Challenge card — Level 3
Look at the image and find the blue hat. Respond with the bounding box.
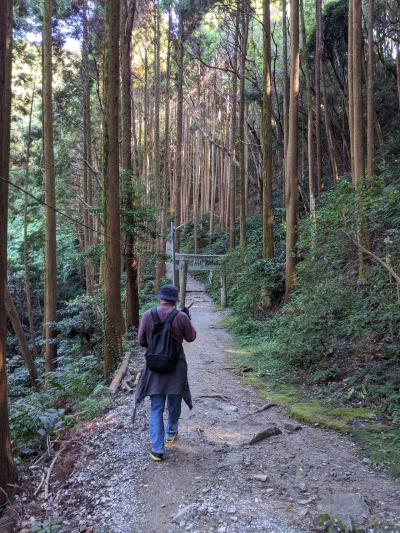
[157,284,179,302]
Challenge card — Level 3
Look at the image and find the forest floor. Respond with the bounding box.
[13,275,400,533]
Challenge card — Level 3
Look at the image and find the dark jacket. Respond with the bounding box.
[135,304,197,408]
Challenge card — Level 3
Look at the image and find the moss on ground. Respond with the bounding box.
[253,379,298,404]
[237,367,375,433]
[225,344,400,477]
[288,403,375,433]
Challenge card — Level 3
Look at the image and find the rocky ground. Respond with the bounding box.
[11,276,400,532]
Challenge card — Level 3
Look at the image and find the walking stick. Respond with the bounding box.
[131,391,138,429]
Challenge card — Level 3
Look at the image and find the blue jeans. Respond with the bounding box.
[150,394,182,454]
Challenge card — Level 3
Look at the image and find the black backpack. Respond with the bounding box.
[145,308,181,373]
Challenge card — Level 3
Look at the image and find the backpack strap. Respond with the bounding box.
[164,308,179,325]
[150,308,161,325]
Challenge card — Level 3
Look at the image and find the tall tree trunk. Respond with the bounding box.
[285,0,300,297]
[169,97,175,217]
[121,0,139,329]
[366,0,375,177]
[143,52,148,185]
[352,0,364,186]
[82,0,95,294]
[193,72,201,254]
[374,109,385,163]
[194,132,200,254]
[210,139,216,237]
[5,288,39,388]
[321,62,339,184]
[244,104,249,215]
[162,7,173,274]
[0,0,16,504]
[300,0,315,216]
[239,0,249,251]
[315,0,323,194]
[348,0,354,176]
[229,6,239,249]
[103,0,123,376]
[154,0,163,292]
[352,0,368,275]
[174,9,184,263]
[282,0,289,206]
[43,0,57,374]
[396,45,400,111]
[262,0,274,259]
[223,105,230,230]
[24,81,39,357]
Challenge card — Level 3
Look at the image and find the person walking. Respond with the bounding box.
[136,284,197,461]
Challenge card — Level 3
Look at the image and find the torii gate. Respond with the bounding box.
[174,253,227,309]
[167,221,227,309]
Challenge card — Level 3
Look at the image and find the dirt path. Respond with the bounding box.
[21,276,400,532]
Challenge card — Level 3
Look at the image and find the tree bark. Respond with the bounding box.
[348,0,354,176]
[43,0,57,373]
[194,131,200,254]
[0,0,16,504]
[300,0,315,216]
[103,0,123,377]
[229,6,240,250]
[24,81,39,358]
[239,0,249,251]
[321,62,339,184]
[352,0,368,275]
[162,8,173,272]
[262,0,274,259]
[366,0,375,177]
[374,109,385,163]
[5,287,39,388]
[397,45,400,111]
[82,0,95,294]
[154,0,163,292]
[174,9,184,264]
[143,52,148,186]
[210,137,216,237]
[352,0,364,186]
[285,0,300,297]
[315,0,323,194]
[121,0,139,329]
[282,0,289,206]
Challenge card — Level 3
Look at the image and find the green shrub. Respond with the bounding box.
[210,171,400,420]
[8,293,117,455]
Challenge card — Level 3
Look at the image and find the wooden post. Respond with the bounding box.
[220,274,227,308]
[179,260,188,308]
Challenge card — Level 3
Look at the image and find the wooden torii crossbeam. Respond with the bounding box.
[174,253,227,308]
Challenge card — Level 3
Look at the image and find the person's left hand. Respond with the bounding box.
[181,306,192,320]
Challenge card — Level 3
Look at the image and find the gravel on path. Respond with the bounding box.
[16,275,400,533]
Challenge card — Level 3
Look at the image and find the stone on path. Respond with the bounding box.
[318,492,370,530]
[248,426,282,444]
[296,507,309,518]
[221,403,239,413]
[172,504,196,524]
[253,474,268,482]
[222,452,242,467]
[284,423,302,433]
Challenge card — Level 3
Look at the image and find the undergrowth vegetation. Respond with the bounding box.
[182,166,400,475]
[7,262,160,461]
[8,292,113,459]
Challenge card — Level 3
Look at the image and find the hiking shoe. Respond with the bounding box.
[149,451,164,462]
[165,434,178,446]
